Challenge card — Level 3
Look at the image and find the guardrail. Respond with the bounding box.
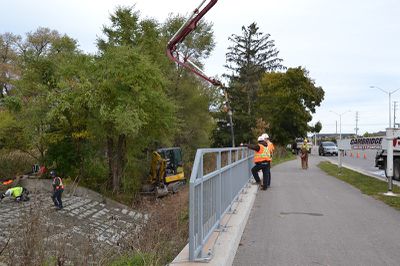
[189,147,254,261]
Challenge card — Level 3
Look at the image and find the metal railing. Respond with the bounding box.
[189,147,254,261]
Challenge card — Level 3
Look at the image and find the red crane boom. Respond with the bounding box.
[166,0,221,86]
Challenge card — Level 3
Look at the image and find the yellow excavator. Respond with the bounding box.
[143,147,186,197]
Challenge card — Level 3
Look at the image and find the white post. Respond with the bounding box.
[384,128,397,196]
[389,93,392,128]
[338,115,343,169]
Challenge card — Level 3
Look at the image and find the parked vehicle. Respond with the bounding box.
[318,141,338,156]
[374,137,400,181]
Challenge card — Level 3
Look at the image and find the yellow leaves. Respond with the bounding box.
[72,130,90,140]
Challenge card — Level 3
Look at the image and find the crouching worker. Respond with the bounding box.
[1,186,30,202]
[242,136,272,190]
[50,170,64,210]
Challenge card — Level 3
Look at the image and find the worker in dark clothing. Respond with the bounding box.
[50,170,64,210]
[262,133,274,187]
[242,136,272,190]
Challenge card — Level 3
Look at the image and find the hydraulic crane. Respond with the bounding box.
[166,0,235,146]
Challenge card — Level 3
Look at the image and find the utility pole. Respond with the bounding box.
[335,121,338,136]
[355,111,359,137]
[394,101,398,127]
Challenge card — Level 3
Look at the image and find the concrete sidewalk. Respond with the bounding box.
[233,155,400,265]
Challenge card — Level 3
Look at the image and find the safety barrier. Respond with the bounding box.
[346,150,367,159]
[189,147,253,261]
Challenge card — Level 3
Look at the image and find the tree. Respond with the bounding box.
[217,22,285,146]
[98,7,219,191]
[0,32,20,98]
[97,7,141,50]
[2,27,90,173]
[312,121,322,133]
[90,46,176,192]
[256,67,324,145]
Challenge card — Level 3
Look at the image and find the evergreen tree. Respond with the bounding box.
[215,22,285,145]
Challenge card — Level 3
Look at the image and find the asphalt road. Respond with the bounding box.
[233,154,400,266]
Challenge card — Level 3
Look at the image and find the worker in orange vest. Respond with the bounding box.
[242,136,272,190]
[262,133,274,187]
[300,139,309,169]
[50,170,64,210]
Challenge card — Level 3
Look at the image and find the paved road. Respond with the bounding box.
[233,154,400,266]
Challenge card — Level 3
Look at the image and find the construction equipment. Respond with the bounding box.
[143,147,185,197]
[166,0,235,146]
[167,0,221,86]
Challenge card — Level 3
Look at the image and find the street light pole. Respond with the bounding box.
[370,86,400,128]
[330,110,351,171]
[330,110,351,140]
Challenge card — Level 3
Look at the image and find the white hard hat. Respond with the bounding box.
[262,133,269,139]
[257,136,264,142]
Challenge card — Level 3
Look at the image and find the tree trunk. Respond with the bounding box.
[107,134,126,193]
[107,136,115,189]
[114,134,126,192]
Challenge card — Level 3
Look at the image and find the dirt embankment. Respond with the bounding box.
[0,178,189,265]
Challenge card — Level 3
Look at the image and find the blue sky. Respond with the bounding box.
[2,0,400,135]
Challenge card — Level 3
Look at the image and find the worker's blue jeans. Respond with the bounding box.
[251,162,270,188]
[52,189,63,209]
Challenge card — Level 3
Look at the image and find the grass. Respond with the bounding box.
[318,161,400,210]
[273,152,296,166]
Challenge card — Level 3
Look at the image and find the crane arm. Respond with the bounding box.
[166,0,221,86]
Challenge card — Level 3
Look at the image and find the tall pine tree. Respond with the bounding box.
[214,22,285,145]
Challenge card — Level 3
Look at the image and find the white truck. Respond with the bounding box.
[374,136,400,180]
[339,135,400,180]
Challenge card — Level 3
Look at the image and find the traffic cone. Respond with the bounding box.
[363,153,367,159]
[357,152,360,158]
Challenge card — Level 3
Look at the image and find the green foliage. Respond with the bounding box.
[0,5,216,194]
[256,67,324,145]
[0,150,34,179]
[98,7,141,50]
[92,45,177,142]
[108,252,158,266]
[312,121,322,133]
[79,156,109,192]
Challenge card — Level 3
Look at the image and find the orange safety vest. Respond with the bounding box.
[254,144,271,163]
[53,177,64,190]
[267,142,275,158]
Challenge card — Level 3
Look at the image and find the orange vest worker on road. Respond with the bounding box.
[300,139,309,169]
